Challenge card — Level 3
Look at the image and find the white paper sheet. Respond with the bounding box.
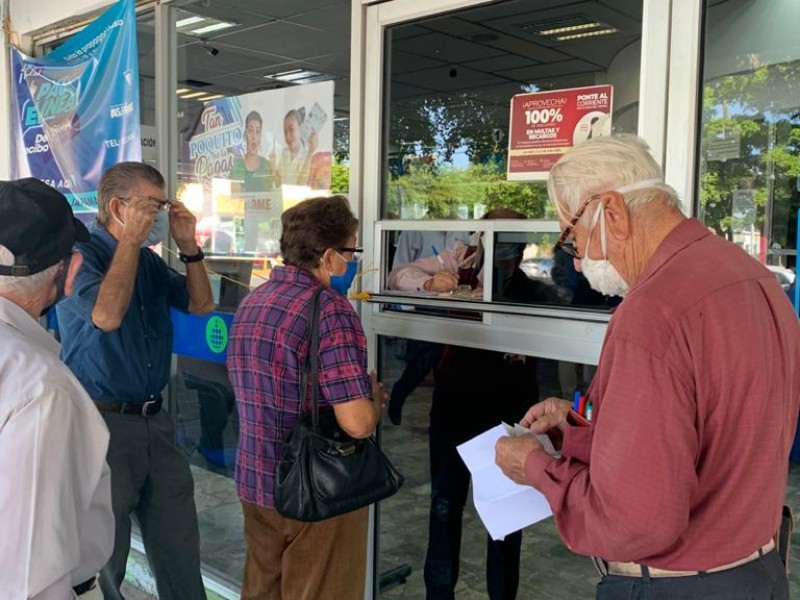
[457,424,553,541]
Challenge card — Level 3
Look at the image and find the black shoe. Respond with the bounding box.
[388,396,403,426]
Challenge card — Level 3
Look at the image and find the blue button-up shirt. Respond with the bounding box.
[57,224,190,403]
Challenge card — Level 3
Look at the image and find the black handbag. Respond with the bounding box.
[275,288,404,522]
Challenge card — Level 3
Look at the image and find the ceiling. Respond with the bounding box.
[136,0,643,134]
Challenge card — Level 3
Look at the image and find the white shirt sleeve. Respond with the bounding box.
[388,243,467,291]
[392,231,422,270]
[0,383,112,600]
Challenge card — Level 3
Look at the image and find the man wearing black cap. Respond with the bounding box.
[56,162,214,600]
[0,178,114,598]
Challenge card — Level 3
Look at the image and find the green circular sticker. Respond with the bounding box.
[205,316,228,354]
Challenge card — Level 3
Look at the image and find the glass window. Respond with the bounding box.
[378,334,596,597]
[175,0,352,302]
[382,0,645,220]
[170,0,353,588]
[378,226,617,313]
[698,0,800,288]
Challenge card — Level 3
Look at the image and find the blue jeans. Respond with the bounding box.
[596,550,788,600]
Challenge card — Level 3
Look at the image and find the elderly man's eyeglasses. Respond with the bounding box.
[554,195,600,259]
[119,196,174,210]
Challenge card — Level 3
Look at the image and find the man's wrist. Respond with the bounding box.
[177,240,198,255]
[179,246,205,263]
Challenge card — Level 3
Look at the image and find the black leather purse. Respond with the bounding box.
[275,288,404,522]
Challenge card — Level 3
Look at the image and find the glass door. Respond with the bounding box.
[357,0,671,597]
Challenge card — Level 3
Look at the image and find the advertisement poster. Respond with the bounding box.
[184,81,334,253]
[11,0,141,214]
[507,85,613,181]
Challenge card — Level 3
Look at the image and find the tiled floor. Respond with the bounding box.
[128,345,800,598]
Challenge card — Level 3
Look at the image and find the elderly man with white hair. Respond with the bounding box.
[0,178,113,599]
[495,136,799,600]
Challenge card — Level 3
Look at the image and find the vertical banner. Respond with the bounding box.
[184,81,334,254]
[11,0,141,215]
[507,85,613,181]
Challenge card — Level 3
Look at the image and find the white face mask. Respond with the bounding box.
[577,177,663,298]
[144,211,169,247]
[580,204,630,297]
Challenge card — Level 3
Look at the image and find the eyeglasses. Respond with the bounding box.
[554,195,600,259]
[336,247,363,261]
[118,195,174,210]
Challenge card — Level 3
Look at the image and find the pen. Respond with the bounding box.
[431,245,445,268]
[572,390,581,412]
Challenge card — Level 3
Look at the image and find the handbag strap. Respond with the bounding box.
[301,287,325,433]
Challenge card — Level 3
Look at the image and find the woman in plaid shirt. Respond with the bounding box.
[227,196,386,600]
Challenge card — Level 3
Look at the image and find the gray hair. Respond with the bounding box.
[0,245,60,296]
[97,162,165,226]
[547,135,681,224]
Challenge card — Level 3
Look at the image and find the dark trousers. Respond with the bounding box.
[424,384,523,600]
[596,550,789,600]
[99,410,207,600]
[389,341,443,423]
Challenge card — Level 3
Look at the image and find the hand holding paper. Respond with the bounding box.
[501,421,561,458]
[457,425,553,541]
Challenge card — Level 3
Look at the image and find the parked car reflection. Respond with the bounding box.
[521,257,555,279]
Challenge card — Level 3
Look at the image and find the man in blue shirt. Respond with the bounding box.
[57,162,214,600]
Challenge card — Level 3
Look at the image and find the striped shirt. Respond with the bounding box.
[227,265,371,507]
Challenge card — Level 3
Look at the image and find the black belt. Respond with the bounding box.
[73,576,97,595]
[95,397,163,416]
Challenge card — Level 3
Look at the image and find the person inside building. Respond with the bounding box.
[495,135,800,600]
[0,178,114,599]
[387,228,469,425]
[227,195,386,600]
[56,162,215,600]
[388,208,564,600]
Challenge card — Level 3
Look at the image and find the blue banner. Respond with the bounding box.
[11,0,141,214]
[171,309,234,364]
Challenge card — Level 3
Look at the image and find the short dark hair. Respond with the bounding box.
[482,207,525,220]
[97,162,165,226]
[245,111,262,127]
[281,195,358,271]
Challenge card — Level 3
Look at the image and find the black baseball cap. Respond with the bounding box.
[0,178,90,276]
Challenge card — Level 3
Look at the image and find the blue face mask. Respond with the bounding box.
[144,211,170,247]
[329,253,359,295]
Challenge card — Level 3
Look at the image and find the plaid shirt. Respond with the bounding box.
[227,265,372,507]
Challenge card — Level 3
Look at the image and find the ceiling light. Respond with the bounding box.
[520,14,619,40]
[203,94,225,101]
[537,22,602,36]
[264,69,329,83]
[175,10,238,37]
[190,22,236,36]
[176,16,205,29]
[180,91,209,99]
[555,28,618,41]
[176,88,191,95]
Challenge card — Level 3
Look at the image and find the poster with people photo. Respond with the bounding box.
[184,81,334,253]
